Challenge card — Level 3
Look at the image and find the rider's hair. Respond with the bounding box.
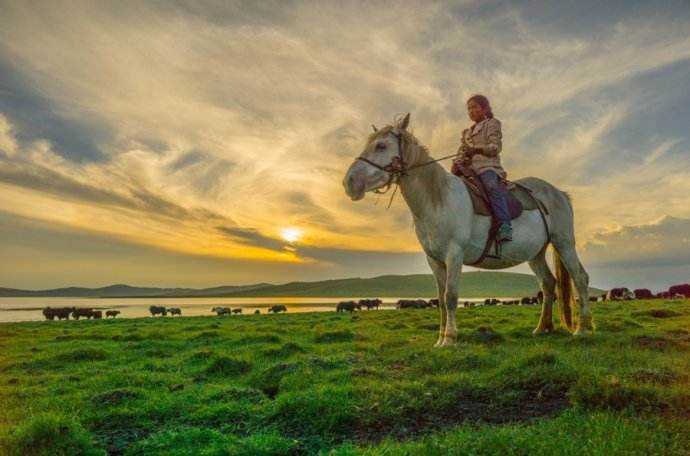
[467,94,493,119]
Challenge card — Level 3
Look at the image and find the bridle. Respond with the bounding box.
[354,129,458,205]
[355,130,406,195]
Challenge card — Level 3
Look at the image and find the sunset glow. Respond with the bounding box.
[281,227,303,244]
[0,2,689,290]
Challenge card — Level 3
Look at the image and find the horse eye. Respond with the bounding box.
[376,142,387,151]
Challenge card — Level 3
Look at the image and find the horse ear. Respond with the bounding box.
[371,124,378,132]
[399,113,410,130]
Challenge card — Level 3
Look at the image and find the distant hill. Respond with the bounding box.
[0,283,272,298]
[0,272,604,298]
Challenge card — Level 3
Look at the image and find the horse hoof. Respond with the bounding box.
[532,326,553,335]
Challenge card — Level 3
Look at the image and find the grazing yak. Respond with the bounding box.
[337,301,360,312]
[268,305,287,314]
[232,308,242,315]
[669,284,690,298]
[211,307,231,316]
[72,308,96,320]
[168,308,182,316]
[42,307,75,320]
[634,289,654,300]
[105,310,120,318]
[358,298,382,310]
[149,305,167,317]
[396,299,430,309]
[606,288,634,301]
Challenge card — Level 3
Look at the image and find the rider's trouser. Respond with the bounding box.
[478,170,511,226]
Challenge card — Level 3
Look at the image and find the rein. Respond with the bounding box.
[355,131,458,208]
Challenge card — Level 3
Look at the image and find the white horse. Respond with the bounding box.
[343,113,593,347]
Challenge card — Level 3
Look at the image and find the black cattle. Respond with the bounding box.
[42,307,75,320]
[358,298,382,310]
[337,301,360,312]
[72,308,96,320]
[634,289,653,299]
[105,310,120,318]
[211,307,231,316]
[606,288,633,301]
[428,298,440,308]
[669,284,690,298]
[397,299,429,309]
[168,307,182,316]
[268,305,287,314]
[232,308,243,314]
[92,310,103,320]
[149,305,167,317]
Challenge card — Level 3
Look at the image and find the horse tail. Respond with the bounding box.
[553,248,575,332]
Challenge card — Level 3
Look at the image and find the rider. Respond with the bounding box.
[452,94,512,242]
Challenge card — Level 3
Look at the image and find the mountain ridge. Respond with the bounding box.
[0,272,604,298]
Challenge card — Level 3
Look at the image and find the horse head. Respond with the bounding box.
[343,113,411,201]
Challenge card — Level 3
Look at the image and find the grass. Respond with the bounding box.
[0,299,688,455]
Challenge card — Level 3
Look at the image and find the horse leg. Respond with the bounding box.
[554,243,593,335]
[528,249,556,334]
[440,249,463,347]
[426,255,447,347]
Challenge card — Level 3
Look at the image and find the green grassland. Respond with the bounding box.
[0,299,688,455]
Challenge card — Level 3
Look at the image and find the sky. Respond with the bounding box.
[1,0,689,291]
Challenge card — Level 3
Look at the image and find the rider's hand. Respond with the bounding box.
[464,145,482,157]
[451,159,463,175]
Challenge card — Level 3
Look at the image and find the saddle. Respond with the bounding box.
[454,165,539,217]
[452,164,549,265]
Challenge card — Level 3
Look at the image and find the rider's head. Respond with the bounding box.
[467,94,493,122]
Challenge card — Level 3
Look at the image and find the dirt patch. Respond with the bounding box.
[355,384,569,444]
[634,335,679,351]
[92,388,141,406]
[632,309,682,318]
[458,326,504,345]
[251,362,299,398]
[236,334,281,345]
[628,369,683,385]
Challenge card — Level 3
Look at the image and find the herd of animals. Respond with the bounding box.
[38,282,690,321]
[40,304,289,320]
[335,295,542,312]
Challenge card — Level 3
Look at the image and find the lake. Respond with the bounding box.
[0,296,503,323]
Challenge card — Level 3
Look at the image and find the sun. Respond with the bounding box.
[280,227,303,243]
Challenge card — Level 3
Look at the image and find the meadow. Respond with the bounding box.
[0,299,688,455]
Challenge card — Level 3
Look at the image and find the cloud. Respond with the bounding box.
[217,225,287,252]
[0,1,689,287]
[0,56,110,162]
[582,216,690,268]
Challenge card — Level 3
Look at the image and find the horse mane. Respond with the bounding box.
[367,122,447,208]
